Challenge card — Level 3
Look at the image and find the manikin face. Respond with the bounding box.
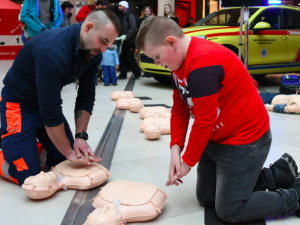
[164,5,171,15]
[25,171,57,186]
[143,39,184,72]
[85,204,122,225]
[144,8,151,17]
[80,22,118,60]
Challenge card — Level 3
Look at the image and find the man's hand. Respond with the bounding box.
[166,145,191,186]
[71,138,101,165]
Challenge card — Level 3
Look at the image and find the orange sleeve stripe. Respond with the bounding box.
[13,158,28,172]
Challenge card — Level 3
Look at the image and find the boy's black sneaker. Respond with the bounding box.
[292,173,300,217]
[270,153,298,190]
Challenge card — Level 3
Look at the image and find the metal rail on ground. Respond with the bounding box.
[61,75,135,225]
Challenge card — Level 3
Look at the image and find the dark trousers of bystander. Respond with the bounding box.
[119,42,141,79]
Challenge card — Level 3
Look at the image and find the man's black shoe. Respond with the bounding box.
[118,76,127,79]
[270,153,298,190]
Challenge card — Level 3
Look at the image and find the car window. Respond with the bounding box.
[282,8,300,29]
[194,8,259,26]
[250,8,282,30]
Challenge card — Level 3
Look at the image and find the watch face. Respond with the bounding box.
[76,132,88,140]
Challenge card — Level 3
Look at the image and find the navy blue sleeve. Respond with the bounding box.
[34,47,67,127]
[75,55,102,114]
[187,65,224,98]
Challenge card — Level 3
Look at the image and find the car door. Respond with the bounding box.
[282,8,300,63]
[248,7,288,65]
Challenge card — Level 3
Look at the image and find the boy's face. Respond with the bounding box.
[143,39,184,71]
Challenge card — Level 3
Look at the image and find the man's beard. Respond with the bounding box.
[77,49,95,62]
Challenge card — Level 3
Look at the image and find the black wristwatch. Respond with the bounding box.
[75,132,88,141]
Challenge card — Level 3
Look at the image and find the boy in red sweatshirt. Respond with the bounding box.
[136,16,300,223]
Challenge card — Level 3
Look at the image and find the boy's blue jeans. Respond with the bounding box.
[102,66,117,85]
[196,130,299,223]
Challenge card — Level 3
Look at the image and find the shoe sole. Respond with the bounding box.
[281,153,298,177]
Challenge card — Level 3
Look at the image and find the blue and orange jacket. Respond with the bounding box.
[20,0,63,38]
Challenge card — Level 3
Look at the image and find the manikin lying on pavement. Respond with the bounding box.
[265,94,300,113]
[88,180,167,224]
[22,160,110,199]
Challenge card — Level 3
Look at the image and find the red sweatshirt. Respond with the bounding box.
[75,5,96,22]
[171,37,269,167]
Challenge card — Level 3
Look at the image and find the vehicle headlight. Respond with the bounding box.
[195,35,207,39]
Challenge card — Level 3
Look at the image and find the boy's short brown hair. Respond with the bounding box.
[136,16,184,51]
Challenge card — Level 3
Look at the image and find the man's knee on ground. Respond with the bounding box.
[14,167,42,186]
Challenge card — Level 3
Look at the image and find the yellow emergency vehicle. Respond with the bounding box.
[138,5,300,82]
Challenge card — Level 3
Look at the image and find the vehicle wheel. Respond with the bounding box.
[152,74,172,84]
[253,74,267,81]
[223,45,243,62]
[97,67,104,82]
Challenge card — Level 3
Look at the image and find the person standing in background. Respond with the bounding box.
[60,1,74,27]
[20,0,63,38]
[164,3,179,25]
[139,6,154,24]
[117,1,141,79]
[96,0,107,8]
[75,0,96,22]
[183,17,194,28]
[100,45,119,86]
[139,5,155,78]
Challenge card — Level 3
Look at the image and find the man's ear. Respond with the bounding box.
[84,22,94,33]
[165,36,176,48]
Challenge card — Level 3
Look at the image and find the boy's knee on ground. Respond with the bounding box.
[197,194,242,223]
[215,205,241,224]
[196,192,215,207]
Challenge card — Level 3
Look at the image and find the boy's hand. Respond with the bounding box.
[166,145,185,186]
[166,145,191,186]
[115,65,119,70]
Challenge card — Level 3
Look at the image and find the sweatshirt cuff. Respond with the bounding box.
[182,154,197,167]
